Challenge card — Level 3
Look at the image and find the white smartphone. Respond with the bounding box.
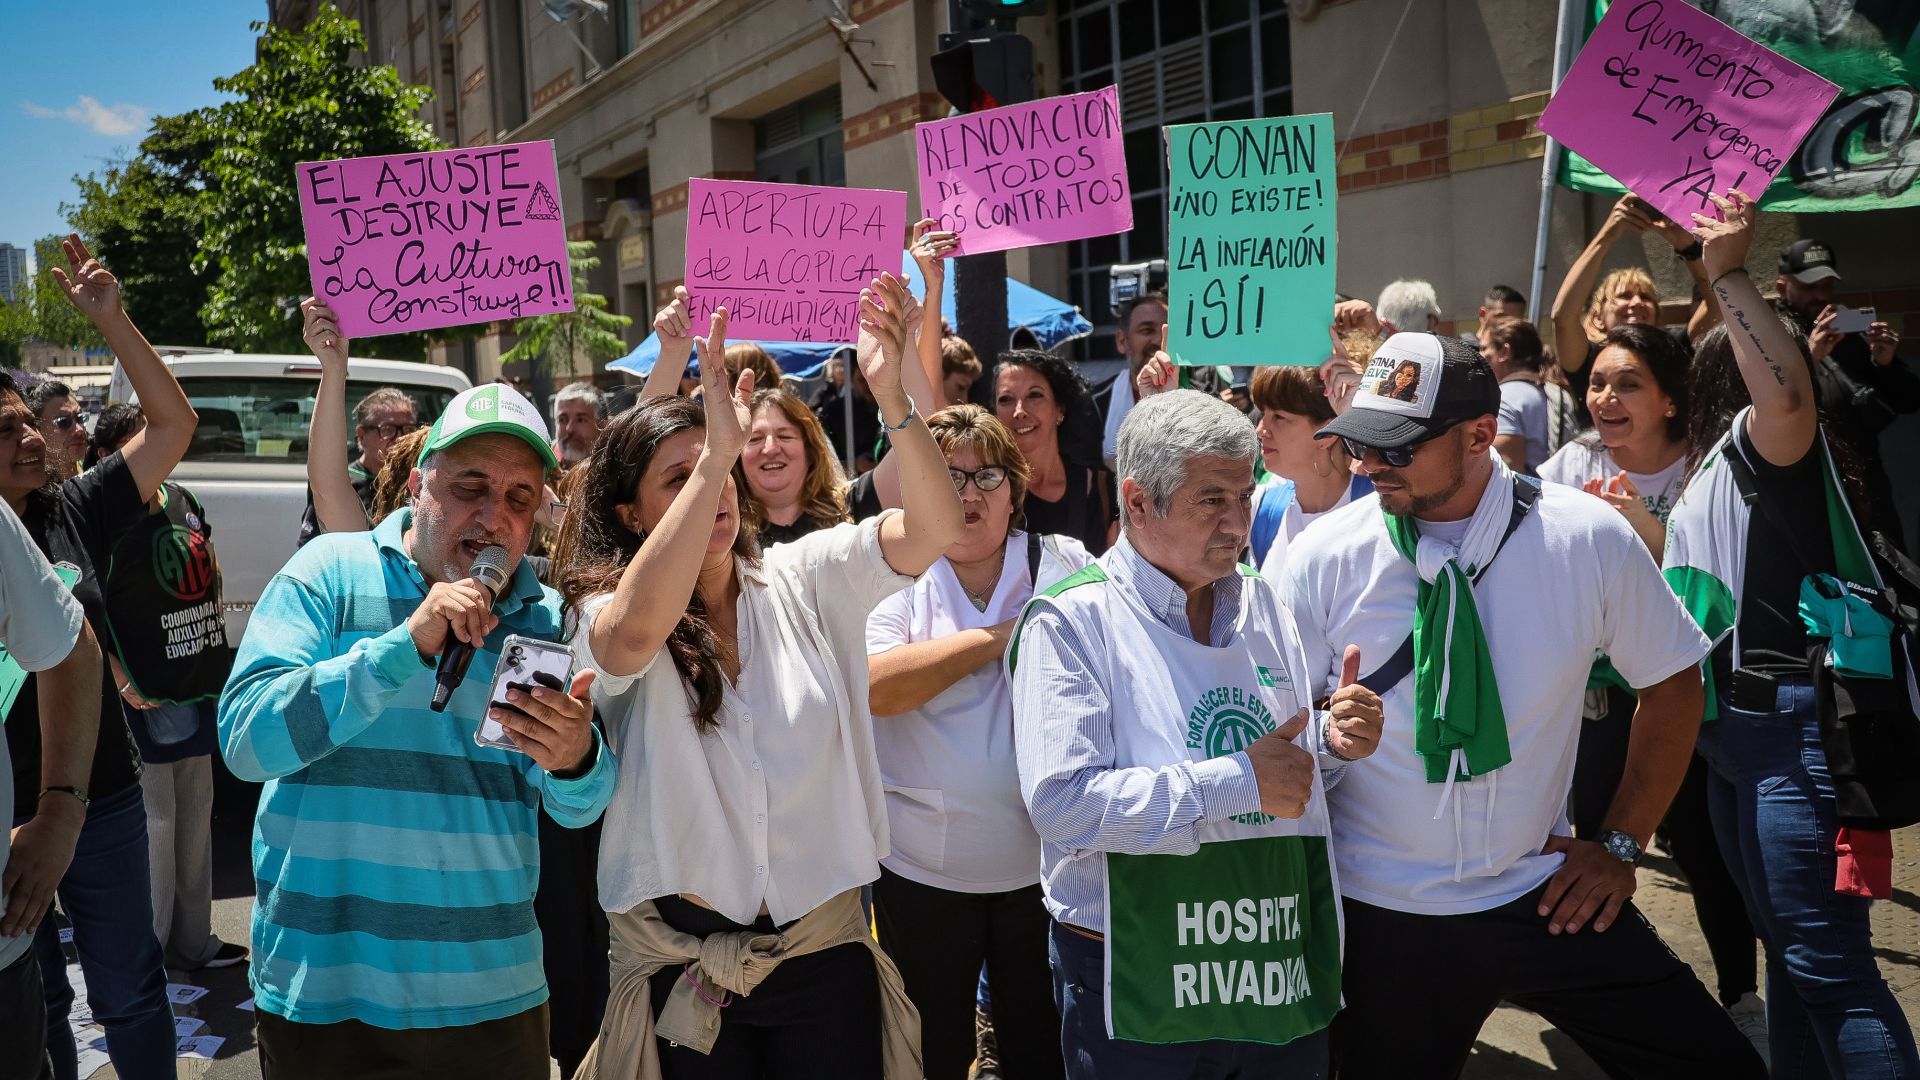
[1830,305,1876,334]
[477,634,574,753]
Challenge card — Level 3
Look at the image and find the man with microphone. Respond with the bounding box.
[219,381,614,1079]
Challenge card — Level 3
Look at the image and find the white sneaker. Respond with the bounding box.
[1728,992,1770,1068]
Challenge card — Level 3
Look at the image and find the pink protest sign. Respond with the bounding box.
[684,178,907,344]
[1536,0,1838,225]
[916,85,1132,256]
[297,141,574,338]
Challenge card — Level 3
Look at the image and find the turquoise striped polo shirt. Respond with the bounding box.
[217,508,615,1029]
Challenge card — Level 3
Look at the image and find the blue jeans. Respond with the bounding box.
[1697,676,1920,1079]
[22,785,175,1080]
[1049,921,1327,1080]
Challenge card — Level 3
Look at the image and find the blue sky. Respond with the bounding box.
[0,2,263,269]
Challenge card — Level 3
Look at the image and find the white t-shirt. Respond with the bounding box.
[1496,379,1551,470]
[0,500,86,968]
[574,514,912,925]
[1538,439,1690,526]
[1280,484,1710,915]
[866,531,1093,892]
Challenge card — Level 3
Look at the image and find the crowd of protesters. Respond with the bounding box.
[2,171,1917,1080]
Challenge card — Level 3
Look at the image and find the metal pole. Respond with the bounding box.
[1527,0,1585,326]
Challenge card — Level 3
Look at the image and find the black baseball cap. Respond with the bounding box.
[1778,239,1840,284]
[1316,333,1501,450]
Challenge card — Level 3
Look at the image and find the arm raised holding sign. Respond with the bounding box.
[1550,196,1710,380]
[641,286,697,402]
[861,273,965,577]
[301,297,373,536]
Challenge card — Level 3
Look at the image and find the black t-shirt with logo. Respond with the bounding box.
[1731,422,1835,675]
[11,454,145,819]
[102,481,234,705]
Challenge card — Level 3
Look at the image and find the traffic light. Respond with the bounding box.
[962,0,1049,18]
[931,32,1034,113]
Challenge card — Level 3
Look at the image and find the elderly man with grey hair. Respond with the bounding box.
[1008,388,1382,1079]
[1377,278,1442,335]
[550,381,607,466]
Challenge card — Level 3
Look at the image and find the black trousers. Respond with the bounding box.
[536,810,610,1079]
[1571,686,1758,1004]
[871,867,1063,1080]
[257,1004,550,1079]
[645,894,882,1080]
[1,950,52,1080]
[1329,884,1766,1079]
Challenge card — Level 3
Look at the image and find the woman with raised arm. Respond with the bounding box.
[1550,194,1716,398]
[2,235,196,1080]
[560,273,962,1080]
[299,297,372,538]
[640,285,699,402]
[1665,191,1919,1078]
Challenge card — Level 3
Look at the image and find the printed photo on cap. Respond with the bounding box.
[1353,340,1444,418]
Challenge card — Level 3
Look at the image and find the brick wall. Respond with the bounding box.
[1338,91,1548,195]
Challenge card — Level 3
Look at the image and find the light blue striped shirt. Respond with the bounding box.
[218,509,615,1029]
[1010,536,1264,933]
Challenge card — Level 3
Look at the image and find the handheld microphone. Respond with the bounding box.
[430,544,511,713]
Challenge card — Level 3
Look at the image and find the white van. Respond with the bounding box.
[134,354,472,643]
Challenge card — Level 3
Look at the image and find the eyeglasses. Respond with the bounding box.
[357,422,418,440]
[949,465,1009,493]
[46,414,90,433]
[1339,424,1456,469]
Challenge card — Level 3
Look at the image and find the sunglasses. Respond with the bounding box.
[1339,423,1458,469]
[47,414,90,432]
[357,422,419,440]
[949,465,1009,493]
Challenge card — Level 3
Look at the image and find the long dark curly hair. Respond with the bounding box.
[1686,317,1870,523]
[554,396,758,733]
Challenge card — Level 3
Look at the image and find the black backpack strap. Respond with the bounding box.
[1027,530,1043,583]
[1362,474,1544,695]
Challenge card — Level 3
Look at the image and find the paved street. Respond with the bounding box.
[68,763,1920,1078]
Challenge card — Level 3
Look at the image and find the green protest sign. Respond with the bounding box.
[1104,836,1342,1044]
[1560,1,1920,210]
[1165,114,1337,367]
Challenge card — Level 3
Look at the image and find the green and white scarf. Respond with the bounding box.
[1382,458,1519,786]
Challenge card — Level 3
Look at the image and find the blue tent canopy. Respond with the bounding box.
[608,255,1093,380]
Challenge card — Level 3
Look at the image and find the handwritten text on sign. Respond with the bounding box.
[1166,114,1336,367]
[917,86,1132,256]
[297,141,573,337]
[684,178,907,344]
[1536,0,1839,224]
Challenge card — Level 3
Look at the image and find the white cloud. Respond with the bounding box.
[21,96,148,137]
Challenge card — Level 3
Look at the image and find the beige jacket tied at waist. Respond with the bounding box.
[576,889,922,1080]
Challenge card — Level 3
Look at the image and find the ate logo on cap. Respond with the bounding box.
[466,389,501,420]
[1803,244,1833,265]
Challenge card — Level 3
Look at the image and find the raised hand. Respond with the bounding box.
[1333,298,1380,337]
[49,233,122,321]
[1867,320,1902,367]
[1690,189,1755,281]
[1137,325,1176,398]
[1325,645,1383,761]
[910,218,959,280]
[300,297,350,371]
[858,273,915,400]
[1605,194,1656,237]
[1247,708,1315,819]
[697,308,752,461]
[654,285,694,349]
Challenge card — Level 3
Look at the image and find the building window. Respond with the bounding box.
[1057,0,1292,358]
[754,88,845,187]
[613,0,638,55]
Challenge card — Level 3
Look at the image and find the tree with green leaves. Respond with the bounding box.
[191,3,441,357]
[64,112,220,348]
[499,241,633,379]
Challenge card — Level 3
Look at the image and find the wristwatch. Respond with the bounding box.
[1597,829,1643,865]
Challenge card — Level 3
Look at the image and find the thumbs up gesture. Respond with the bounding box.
[1325,645,1385,762]
[1246,708,1315,819]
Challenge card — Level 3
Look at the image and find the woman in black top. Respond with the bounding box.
[990,350,1111,554]
[0,236,197,1079]
[1671,194,1918,1077]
